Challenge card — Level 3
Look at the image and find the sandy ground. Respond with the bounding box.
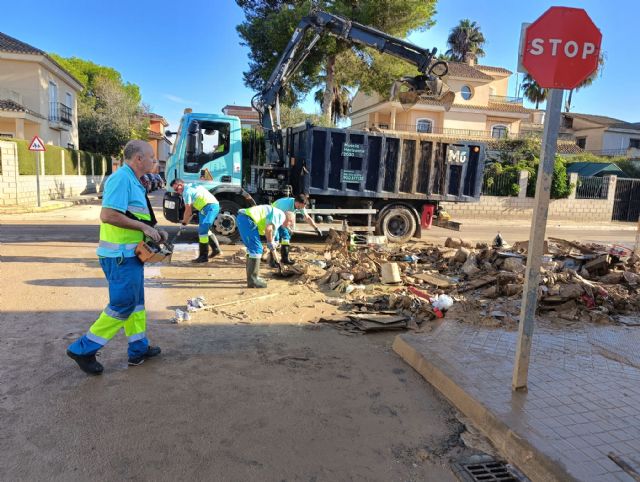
[2,193,637,480]
[0,236,471,481]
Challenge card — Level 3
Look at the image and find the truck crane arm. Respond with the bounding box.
[252,10,453,146]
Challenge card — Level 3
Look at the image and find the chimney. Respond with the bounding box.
[464,52,476,66]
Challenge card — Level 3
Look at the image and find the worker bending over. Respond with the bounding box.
[237,205,291,288]
[170,179,222,263]
[272,193,322,264]
[67,140,166,374]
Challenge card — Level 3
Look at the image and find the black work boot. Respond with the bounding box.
[208,233,221,258]
[67,349,104,375]
[128,345,162,366]
[192,242,209,263]
[246,258,267,288]
[268,251,278,268]
[281,245,295,265]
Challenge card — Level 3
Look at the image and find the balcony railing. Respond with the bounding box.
[489,95,524,105]
[351,122,520,140]
[49,102,72,125]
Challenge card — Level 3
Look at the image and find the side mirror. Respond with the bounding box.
[165,129,177,137]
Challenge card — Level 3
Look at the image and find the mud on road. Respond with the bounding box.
[0,239,472,481]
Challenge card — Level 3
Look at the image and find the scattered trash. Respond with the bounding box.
[381,262,402,284]
[218,227,640,329]
[187,296,206,312]
[171,309,191,324]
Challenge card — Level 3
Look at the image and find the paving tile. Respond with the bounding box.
[395,320,640,482]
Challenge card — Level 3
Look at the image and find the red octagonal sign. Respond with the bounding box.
[522,7,602,90]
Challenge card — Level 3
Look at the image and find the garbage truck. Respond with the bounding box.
[163,10,486,242]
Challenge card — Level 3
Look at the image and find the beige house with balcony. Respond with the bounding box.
[350,60,530,141]
[0,31,82,148]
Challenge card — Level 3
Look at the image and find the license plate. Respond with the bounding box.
[164,200,175,209]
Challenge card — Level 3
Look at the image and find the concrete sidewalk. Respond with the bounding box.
[0,193,100,214]
[394,319,640,482]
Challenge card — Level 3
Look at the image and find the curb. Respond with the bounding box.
[392,335,577,482]
[0,196,100,214]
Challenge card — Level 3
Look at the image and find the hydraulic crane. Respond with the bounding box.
[251,10,455,163]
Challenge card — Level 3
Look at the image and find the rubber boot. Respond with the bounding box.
[208,233,221,258]
[268,251,278,268]
[246,258,267,288]
[192,242,209,263]
[281,245,295,265]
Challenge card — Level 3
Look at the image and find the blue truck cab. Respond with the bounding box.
[162,111,255,237]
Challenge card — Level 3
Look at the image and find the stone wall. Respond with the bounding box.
[0,140,108,206]
[442,173,617,222]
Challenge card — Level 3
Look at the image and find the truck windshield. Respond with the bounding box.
[184,120,231,174]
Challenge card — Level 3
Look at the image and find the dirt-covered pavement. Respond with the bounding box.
[0,199,474,481]
[1,193,637,481]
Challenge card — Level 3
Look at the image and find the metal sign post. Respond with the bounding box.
[28,135,46,208]
[512,88,563,391]
[35,151,41,207]
[512,6,601,392]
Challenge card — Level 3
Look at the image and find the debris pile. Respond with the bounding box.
[295,230,640,329]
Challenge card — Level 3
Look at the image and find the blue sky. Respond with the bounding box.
[2,0,636,130]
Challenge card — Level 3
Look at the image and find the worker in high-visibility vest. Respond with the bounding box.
[170,179,221,263]
[272,193,322,265]
[67,140,166,375]
[236,205,291,288]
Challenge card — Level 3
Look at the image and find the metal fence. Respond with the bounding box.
[612,178,640,221]
[575,176,609,199]
[482,171,520,196]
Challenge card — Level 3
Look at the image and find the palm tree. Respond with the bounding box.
[314,84,351,125]
[445,19,486,63]
[564,54,606,112]
[521,74,548,109]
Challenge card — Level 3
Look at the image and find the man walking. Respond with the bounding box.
[170,179,221,263]
[272,193,322,264]
[67,140,166,375]
[236,205,290,288]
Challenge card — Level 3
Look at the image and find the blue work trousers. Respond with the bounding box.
[274,225,291,246]
[237,213,263,258]
[197,203,220,243]
[67,256,149,359]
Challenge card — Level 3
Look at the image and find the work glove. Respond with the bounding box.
[314,227,323,238]
[267,241,279,251]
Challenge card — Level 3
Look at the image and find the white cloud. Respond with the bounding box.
[163,93,199,105]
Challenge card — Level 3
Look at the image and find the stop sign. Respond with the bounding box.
[522,7,602,90]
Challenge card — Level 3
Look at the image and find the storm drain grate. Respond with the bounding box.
[452,456,526,482]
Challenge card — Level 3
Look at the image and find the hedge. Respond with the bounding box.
[43,145,64,175]
[8,138,108,176]
[16,139,37,175]
[64,148,78,175]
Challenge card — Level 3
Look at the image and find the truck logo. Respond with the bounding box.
[446,145,469,164]
[342,143,365,158]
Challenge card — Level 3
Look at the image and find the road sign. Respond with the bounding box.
[521,7,602,89]
[28,135,46,152]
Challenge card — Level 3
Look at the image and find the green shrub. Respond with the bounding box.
[16,139,37,175]
[526,156,573,198]
[43,145,64,175]
[79,151,92,175]
[93,155,105,175]
[64,148,78,175]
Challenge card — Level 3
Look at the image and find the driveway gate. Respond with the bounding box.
[612,178,640,221]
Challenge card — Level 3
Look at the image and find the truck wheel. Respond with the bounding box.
[214,200,241,241]
[378,207,416,243]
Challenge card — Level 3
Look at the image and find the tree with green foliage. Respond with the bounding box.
[564,53,606,112]
[445,19,486,62]
[521,73,547,109]
[487,138,573,199]
[236,0,437,124]
[49,54,148,157]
